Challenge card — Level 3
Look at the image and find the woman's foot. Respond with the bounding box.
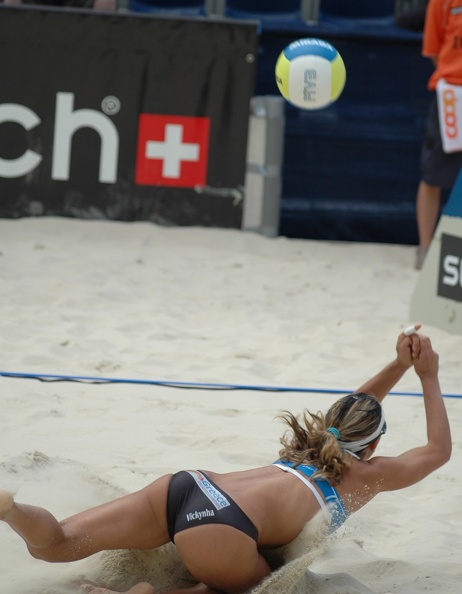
[81,583,156,594]
[0,490,14,520]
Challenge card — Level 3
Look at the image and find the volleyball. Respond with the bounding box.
[275,38,346,110]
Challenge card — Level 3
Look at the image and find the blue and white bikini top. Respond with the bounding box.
[273,459,349,533]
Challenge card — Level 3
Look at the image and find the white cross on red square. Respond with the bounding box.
[135,114,210,188]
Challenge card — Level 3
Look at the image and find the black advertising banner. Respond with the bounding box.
[0,6,258,228]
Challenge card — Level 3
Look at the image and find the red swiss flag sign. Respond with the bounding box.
[135,114,210,187]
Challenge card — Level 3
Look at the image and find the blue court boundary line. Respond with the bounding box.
[1,370,461,399]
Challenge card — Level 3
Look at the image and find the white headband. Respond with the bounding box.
[337,407,386,454]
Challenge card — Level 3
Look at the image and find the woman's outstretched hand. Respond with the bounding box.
[413,334,439,380]
[396,323,422,367]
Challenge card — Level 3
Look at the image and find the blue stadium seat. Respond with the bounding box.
[226,0,301,15]
[320,0,395,26]
[128,0,206,16]
[224,0,305,30]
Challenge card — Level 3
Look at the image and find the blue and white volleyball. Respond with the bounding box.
[275,38,346,110]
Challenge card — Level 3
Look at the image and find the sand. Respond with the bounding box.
[0,217,461,594]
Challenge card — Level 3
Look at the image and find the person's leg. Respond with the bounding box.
[416,180,441,247]
[174,525,271,594]
[415,96,444,269]
[0,489,69,551]
[415,180,440,269]
[81,584,156,594]
[81,582,220,594]
[0,474,172,562]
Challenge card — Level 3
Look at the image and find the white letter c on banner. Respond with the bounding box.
[0,104,42,178]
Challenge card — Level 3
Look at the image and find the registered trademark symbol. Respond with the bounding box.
[101,96,121,116]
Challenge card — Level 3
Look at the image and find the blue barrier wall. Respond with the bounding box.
[254,23,433,245]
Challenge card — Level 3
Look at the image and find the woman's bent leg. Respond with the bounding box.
[81,581,224,594]
[0,475,172,562]
[175,525,271,593]
[0,489,67,552]
[81,583,156,594]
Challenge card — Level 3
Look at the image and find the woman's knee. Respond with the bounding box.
[26,539,80,563]
[27,544,56,561]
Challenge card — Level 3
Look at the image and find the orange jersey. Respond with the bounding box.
[424,0,462,89]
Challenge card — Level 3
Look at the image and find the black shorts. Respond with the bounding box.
[166,470,258,543]
[421,95,462,188]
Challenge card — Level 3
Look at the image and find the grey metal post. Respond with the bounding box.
[205,0,226,16]
[242,96,285,238]
[301,0,320,24]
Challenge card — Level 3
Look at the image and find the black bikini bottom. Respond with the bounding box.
[166,470,258,543]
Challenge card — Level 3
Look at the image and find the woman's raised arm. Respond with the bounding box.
[368,334,451,492]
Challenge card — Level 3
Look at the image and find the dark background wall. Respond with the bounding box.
[0,1,436,246]
[254,23,433,245]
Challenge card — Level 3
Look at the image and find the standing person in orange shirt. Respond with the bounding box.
[414,0,462,269]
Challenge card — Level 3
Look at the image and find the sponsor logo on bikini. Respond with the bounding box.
[186,509,215,522]
[189,471,230,509]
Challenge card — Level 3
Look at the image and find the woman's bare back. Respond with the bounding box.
[203,466,331,546]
